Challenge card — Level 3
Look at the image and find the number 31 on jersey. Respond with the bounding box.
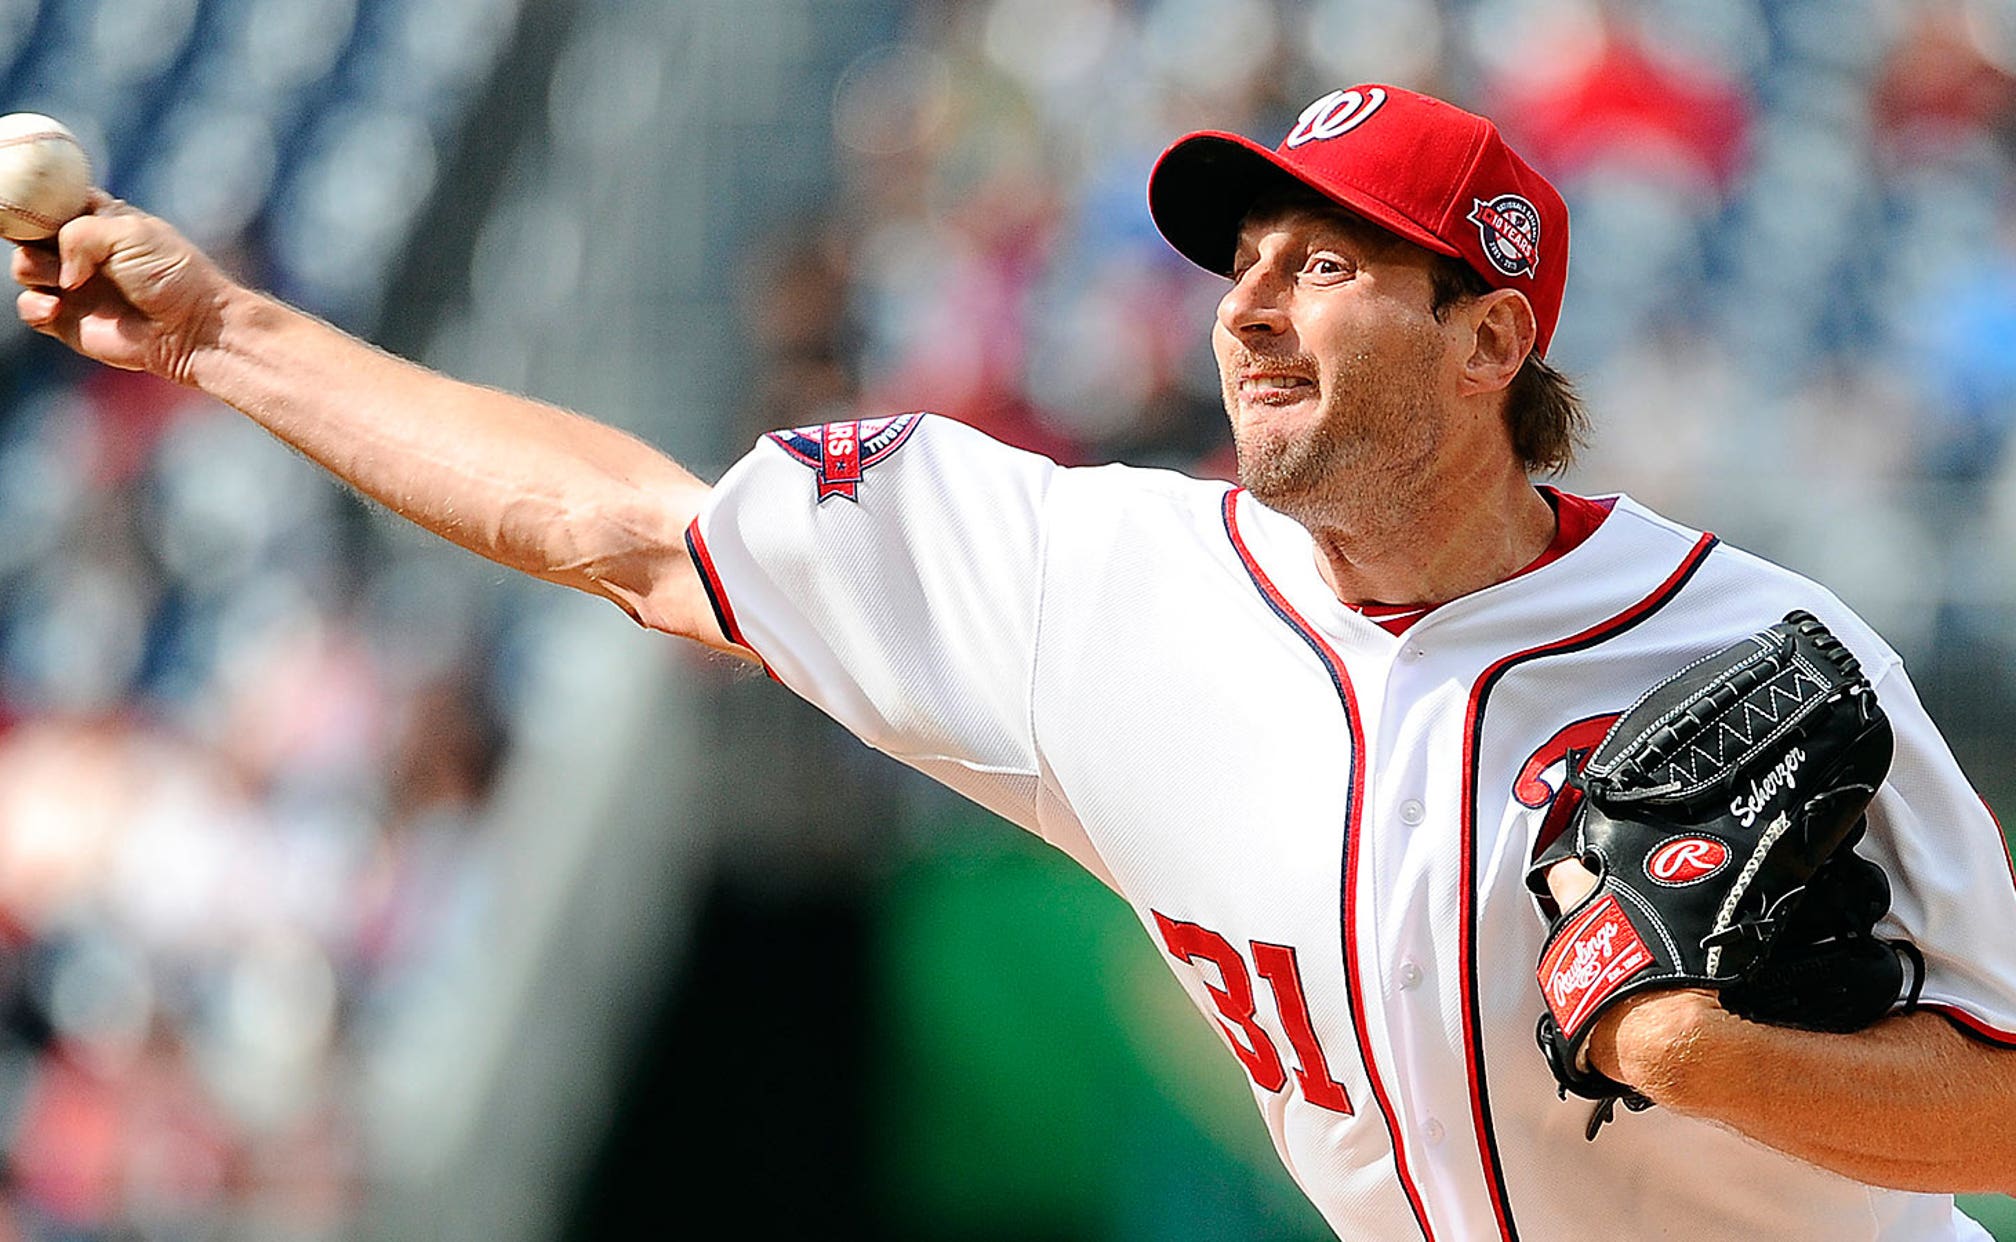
[1153,911,1354,1114]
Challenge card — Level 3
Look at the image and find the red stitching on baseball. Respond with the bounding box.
[0,197,63,232]
[0,131,79,151]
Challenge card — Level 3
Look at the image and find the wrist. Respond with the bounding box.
[185,285,287,393]
[1584,989,1723,1106]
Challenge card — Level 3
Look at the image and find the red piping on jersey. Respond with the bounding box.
[1923,1003,2016,1048]
[1456,530,1719,1242]
[683,518,778,681]
[1221,488,1438,1242]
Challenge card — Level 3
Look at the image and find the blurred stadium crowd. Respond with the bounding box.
[0,0,2013,1237]
[789,0,2016,668]
[0,0,521,1235]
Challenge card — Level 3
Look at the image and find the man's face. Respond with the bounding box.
[1213,200,1460,515]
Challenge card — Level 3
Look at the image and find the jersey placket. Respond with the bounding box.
[1353,627,1508,1242]
[1219,490,1439,1241]
[1435,527,1723,1242]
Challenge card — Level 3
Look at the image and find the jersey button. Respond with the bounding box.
[1398,960,1423,990]
[1423,1118,1446,1146]
[1399,799,1424,825]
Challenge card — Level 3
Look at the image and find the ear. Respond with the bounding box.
[1455,289,1537,398]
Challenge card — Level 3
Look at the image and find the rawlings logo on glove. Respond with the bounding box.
[1539,896,1655,1038]
[1644,837,1729,886]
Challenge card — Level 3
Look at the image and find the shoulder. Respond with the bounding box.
[1609,494,1903,678]
[1045,459,1240,569]
[742,411,1221,501]
[1052,456,1233,510]
[798,414,1239,541]
[748,411,1035,485]
[716,412,1068,525]
[722,411,1235,551]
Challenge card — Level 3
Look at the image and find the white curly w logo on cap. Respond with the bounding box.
[1284,88,1388,148]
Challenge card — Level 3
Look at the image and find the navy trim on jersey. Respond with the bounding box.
[684,519,743,647]
[1455,531,1719,1242]
[1221,488,1438,1242]
[684,518,778,680]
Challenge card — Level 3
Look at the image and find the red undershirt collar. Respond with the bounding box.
[1344,487,1615,636]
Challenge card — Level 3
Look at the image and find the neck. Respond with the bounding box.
[1300,448,1557,609]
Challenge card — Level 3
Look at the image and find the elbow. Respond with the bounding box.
[628,575,757,661]
[541,489,702,631]
[624,570,713,642]
[581,543,699,638]
[576,494,751,658]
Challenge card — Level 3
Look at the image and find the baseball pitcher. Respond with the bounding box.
[13,84,2015,1241]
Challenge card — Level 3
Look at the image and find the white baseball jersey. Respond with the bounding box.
[686,412,2016,1242]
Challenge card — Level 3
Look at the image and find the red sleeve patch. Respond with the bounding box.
[767,413,924,502]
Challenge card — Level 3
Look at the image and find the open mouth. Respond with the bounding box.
[1238,374,1316,402]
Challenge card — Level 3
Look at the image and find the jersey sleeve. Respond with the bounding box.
[686,413,1055,829]
[1860,661,2016,1045]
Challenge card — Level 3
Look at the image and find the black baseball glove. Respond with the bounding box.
[1526,611,1921,1134]
[1720,823,1922,1034]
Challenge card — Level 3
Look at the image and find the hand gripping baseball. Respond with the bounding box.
[11,191,238,384]
[1525,611,1919,1132]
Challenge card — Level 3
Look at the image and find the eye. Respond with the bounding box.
[1307,254,1354,278]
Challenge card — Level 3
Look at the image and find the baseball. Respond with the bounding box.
[0,113,90,242]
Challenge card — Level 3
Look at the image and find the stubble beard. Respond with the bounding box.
[1224,343,1443,527]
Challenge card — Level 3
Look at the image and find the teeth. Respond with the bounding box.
[1243,376,1310,391]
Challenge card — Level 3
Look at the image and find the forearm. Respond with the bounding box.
[1594,995,2016,1192]
[191,288,726,644]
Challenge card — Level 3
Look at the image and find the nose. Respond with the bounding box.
[1216,261,1290,339]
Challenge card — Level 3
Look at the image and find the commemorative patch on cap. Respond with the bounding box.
[768,413,923,502]
[1467,193,1542,279]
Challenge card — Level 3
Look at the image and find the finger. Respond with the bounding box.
[83,187,131,216]
[55,211,137,291]
[15,286,109,361]
[17,286,61,329]
[11,241,58,288]
[1545,858,1601,909]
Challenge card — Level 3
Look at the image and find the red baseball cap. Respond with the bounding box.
[1148,84,1571,355]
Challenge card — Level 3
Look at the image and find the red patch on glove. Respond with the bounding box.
[1539,894,1656,1039]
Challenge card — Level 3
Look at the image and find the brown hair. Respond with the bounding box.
[1428,255,1586,475]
